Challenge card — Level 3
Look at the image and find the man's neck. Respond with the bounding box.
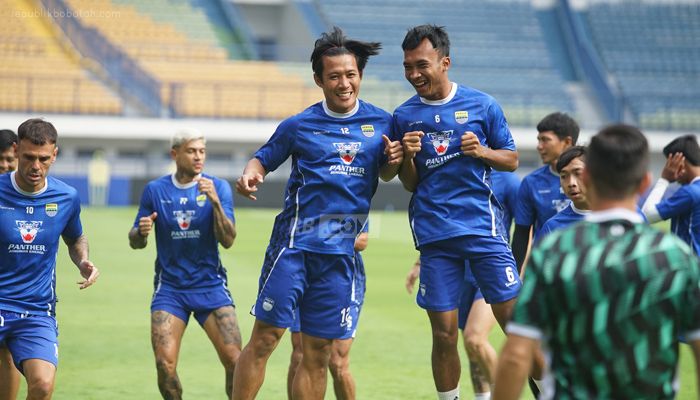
[572,200,590,211]
[590,197,637,213]
[174,171,196,185]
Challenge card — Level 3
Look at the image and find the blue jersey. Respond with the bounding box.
[0,172,83,316]
[514,165,570,236]
[537,203,589,240]
[394,83,516,247]
[255,100,391,256]
[656,178,700,255]
[491,170,521,241]
[133,173,234,290]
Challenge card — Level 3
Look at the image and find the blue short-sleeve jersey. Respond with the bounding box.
[514,165,570,236]
[537,203,588,241]
[133,173,234,291]
[656,179,700,255]
[491,170,521,241]
[255,100,392,256]
[0,173,83,316]
[393,83,516,247]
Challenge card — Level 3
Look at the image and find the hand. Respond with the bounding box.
[661,152,685,182]
[461,131,485,158]
[236,173,264,200]
[402,131,424,160]
[196,177,220,204]
[138,212,157,237]
[77,260,99,290]
[405,261,421,294]
[383,134,404,165]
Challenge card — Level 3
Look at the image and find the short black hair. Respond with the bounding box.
[662,135,700,166]
[310,26,381,79]
[556,145,586,173]
[0,129,17,152]
[587,124,649,200]
[402,24,450,57]
[537,112,580,144]
[17,118,57,146]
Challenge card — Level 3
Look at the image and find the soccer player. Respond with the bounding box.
[537,146,589,239]
[0,118,100,400]
[0,128,20,400]
[406,170,520,400]
[128,128,241,399]
[395,24,538,399]
[642,134,700,255]
[511,112,579,271]
[494,124,700,399]
[287,227,368,400]
[233,27,402,400]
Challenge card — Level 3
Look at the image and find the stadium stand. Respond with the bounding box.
[582,0,700,130]
[314,0,576,127]
[0,0,122,115]
[62,0,321,118]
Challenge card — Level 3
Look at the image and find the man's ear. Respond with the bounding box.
[314,73,323,88]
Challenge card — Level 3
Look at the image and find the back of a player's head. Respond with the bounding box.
[17,118,57,146]
[587,124,649,199]
[662,135,700,166]
[0,129,17,151]
[171,128,205,149]
[537,112,580,144]
[556,145,586,174]
[402,25,450,57]
[310,27,381,79]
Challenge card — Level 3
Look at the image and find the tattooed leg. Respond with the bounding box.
[203,306,243,398]
[151,311,187,400]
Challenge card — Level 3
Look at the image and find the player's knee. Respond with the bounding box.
[155,356,177,376]
[329,352,350,377]
[463,332,486,357]
[27,375,54,398]
[432,327,459,347]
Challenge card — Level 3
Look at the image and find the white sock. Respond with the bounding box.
[474,392,491,400]
[437,386,459,400]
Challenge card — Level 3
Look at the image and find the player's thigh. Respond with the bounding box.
[5,315,58,373]
[299,253,356,340]
[330,338,353,363]
[21,358,55,388]
[464,297,497,340]
[151,310,187,360]
[202,305,242,362]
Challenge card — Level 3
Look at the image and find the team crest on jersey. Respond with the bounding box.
[16,220,42,243]
[45,203,58,217]
[427,131,453,156]
[360,125,375,137]
[455,111,468,124]
[173,210,195,230]
[196,194,206,207]
[334,142,361,165]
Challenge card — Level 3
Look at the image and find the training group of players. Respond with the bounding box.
[1,24,699,400]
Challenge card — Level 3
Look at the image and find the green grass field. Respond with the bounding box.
[13,207,699,399]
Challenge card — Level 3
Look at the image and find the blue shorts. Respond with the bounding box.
[289,253,366,336]
[458,264,485,329]
[418,235,521,310]
[151,285,235,326]
[255,246,358,339]
[0,310,58,372]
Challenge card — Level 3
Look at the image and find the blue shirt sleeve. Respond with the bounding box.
[133,183,155,228]
[657,185,694,220]
[514,176,536,227]
[485,100,515,151]
[216,178,235,223]
[254,118,297,173]
[61,192,83,240]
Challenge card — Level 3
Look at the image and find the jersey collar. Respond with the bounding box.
[571,203,591,215]
[10,171,48,196]
[585,208,644,224]
[171,173,201,189]
[322,100,359,119]
[419,82,457,106]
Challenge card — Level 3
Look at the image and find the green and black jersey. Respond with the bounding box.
[509,210,700,399]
